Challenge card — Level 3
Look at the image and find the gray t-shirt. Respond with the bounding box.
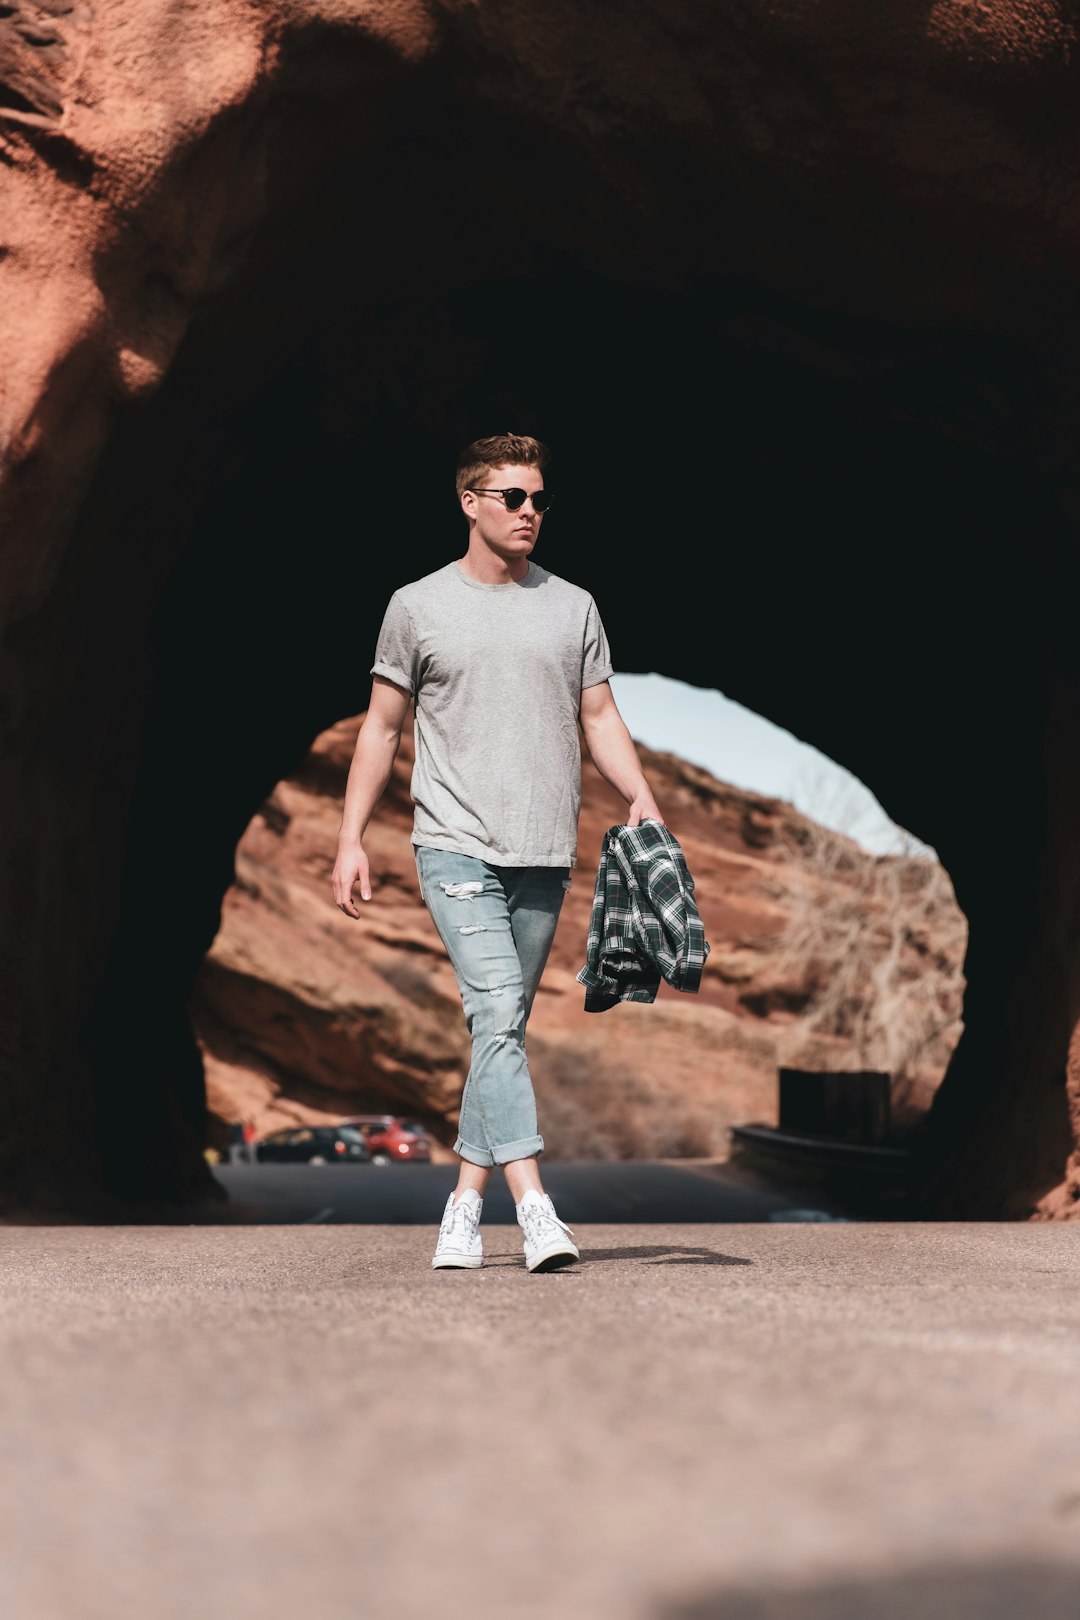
[370,561,613,867]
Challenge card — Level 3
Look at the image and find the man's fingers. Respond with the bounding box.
[333,882,360,918]
[332,852,373,912]
[627,802,665,828]
[333,871,366,916]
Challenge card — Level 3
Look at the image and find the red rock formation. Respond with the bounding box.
[2,0,1079,1217]
[4,0,1078,599]
[192,712,967,1161]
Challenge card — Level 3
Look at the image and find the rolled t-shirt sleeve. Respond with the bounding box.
[370,591,418,694]
[581,597,614,690]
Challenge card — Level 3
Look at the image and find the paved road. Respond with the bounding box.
[0,1221,1077,1620]
[210,1159,846,1224]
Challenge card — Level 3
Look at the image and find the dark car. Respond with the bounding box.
[254,1125,372,1165]
[345,1115,433,1166]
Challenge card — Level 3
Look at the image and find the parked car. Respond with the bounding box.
[254,1125,371,1165]
[345,1115,432,1166]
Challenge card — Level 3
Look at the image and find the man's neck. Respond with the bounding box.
[457,545,530,586]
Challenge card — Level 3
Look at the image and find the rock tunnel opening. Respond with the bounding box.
[189,671,970,1175]
[49,59,1071,1216]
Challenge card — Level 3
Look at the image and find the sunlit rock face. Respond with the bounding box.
[192,713,966,1161]
[1,0,1079,1214]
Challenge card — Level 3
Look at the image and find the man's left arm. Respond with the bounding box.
[579,681,664,828]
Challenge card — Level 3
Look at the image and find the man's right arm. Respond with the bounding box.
[332,675,411,917]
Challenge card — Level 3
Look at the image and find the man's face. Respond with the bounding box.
[462,463,546,561]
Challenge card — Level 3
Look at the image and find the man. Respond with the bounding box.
[331,433,663,1272]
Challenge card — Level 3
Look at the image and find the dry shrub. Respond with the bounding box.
[529,1037,730,1161]
[769,812,968,1124]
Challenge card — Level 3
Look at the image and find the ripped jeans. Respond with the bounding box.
[415,848,569,1168]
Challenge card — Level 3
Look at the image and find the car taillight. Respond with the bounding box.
[335,1142,345,1154]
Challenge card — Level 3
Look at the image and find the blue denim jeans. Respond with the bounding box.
[415,848,569,1168]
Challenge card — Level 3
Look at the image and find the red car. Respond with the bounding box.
[346,1115,432,1166]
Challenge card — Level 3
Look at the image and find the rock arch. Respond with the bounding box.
[2,0,1079,1215]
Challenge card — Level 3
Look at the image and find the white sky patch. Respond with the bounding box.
[609,672,935,859]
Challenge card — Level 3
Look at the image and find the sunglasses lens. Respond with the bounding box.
[474,487,551,511]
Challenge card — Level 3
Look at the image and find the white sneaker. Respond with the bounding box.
[432,1189,483,1269]
[516,1190,580,1272]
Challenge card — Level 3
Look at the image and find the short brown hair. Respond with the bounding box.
[455,434,550,500]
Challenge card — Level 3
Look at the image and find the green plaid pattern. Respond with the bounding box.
[576,821,709,1012]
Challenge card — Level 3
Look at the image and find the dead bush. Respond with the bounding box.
[770,811,967,1114]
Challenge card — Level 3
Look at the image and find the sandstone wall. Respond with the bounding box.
[3,0,1080,1216]
[192,712,967,1164]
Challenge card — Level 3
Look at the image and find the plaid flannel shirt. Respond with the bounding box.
[575,820,709,1012]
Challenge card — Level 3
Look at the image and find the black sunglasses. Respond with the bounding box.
[466,486,553,513]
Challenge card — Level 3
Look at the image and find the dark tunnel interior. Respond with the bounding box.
[64,54,1072,1209]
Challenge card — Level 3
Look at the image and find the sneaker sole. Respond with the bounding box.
[432,1254,483,1270]
[526,1244,580,1273]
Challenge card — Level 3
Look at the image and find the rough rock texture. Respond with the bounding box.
[192,712,967,1162]
[3,0,1080,1215]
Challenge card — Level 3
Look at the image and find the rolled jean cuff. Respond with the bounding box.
[492,1134,545,1166]
[454,1136,495,1168]
[453,1134,545,1168]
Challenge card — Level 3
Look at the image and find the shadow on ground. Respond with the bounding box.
[659,1561,1080,1620]
[582,1245,754,1266]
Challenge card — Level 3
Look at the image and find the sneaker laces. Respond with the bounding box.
[520,1198,574,1247]
[441,1196,480,1243]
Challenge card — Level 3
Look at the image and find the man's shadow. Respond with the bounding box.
[483,1244,751,1269]
[582,1245,752,1267]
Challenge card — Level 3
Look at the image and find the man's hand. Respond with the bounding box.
[333,842,371,917]
[627,790,665,829]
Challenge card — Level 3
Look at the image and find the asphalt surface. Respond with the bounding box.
[1,1220,1078,1620]
[210,1158,845,1224]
